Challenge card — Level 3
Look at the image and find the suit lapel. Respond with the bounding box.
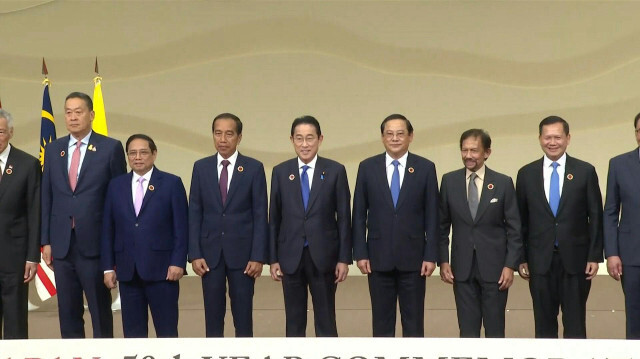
[535,158,555,217]
[210,155,223,207]
[306,157,324,212]
[395,153,414,209]
[374,154,395,210]
[288,159,305,211]
[124,172,136,216]
[139,168,159,216]
[452,169,474,224]
[59,135,72,190]
[557,155,574,215]
[627,149,640,179]
[473,167,493,222]
[0,147,16,202]
[76,133,98,189]
[225,154,244,208]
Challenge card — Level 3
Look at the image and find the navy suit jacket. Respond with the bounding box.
[516,155,603,275]
[0,146,41,272]
[269,157,352,274]
[604,148,640,266]
[438,167,522,282]
[101,168,188,281]
[188,153,268,269]
[41,133,126,259]
[352,152,439,272]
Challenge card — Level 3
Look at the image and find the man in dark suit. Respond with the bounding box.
[516,116,603,338]
[439,128,522,338]
[269,116,351,337]
[352,114,439,337]
[101,134,188,337]
[0,109,40,339]
[189,113,268,337]
[603,112,640,339]
[41,92,126,338]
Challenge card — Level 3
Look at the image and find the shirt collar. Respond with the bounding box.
[543,152,567,168]
[217,150,239,167]
[132,167,154,183]
[69,131,92,148]
[386,151,408,168]
[466,164,486,180]
[0,143,11,164]
[298,155,318,169]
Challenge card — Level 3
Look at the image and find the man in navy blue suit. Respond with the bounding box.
[189,113,268,337]
[604,112,640,339]
[41,92,126,338]
[269,116,351,337]
[352,114,439,337]
[101,134,188,337]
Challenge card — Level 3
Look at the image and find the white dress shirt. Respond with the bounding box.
[298,155,318,190]
[543,153,566,202]
[67,131,92,174]
[466,165,486,202]
[217,150,239,190]
[131,167,154,204]
[385,151,408,188]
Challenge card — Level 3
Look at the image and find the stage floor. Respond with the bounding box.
[27,275,626,339]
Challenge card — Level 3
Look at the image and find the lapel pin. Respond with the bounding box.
[408,167,415,173]
[88,144,96,152]
[321,171,325,180]
[60,150,65,157]
[567,174,574,180]
[487,183,494,190]
[5,165,13,175]
[289,174,295,181]
[237,166,244,172]
[148,185,155,191]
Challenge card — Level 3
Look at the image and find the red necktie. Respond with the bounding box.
[219,160,230,205]
[69,141,82,191]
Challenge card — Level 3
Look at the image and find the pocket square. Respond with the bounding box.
[490,198,499,203]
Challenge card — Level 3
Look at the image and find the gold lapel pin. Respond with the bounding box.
[60,150,65,157]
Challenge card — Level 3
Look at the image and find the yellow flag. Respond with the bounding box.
[92,76,108,136]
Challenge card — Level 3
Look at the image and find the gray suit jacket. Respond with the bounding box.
[439,166,522,282]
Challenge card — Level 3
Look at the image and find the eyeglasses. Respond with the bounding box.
[127,150,152,158]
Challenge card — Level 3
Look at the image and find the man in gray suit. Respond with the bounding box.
[439,129,522,338]
[604,112,640,339]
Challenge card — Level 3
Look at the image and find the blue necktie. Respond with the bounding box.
[391,160,400,208]
[549,162,560,216]
[301,165,310,211]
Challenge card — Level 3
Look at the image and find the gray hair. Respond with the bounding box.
[0,109,13,129]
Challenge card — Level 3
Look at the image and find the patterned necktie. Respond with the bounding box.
[301,165,310,210]
[390,160,400,207]
[69,140,82,191]
[549,162,560,216]
[219,159,230,205]
[134,177,145,216]
[468,172,479,220]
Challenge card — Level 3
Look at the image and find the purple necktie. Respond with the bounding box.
[220,160,230,205]
[134,177,145,216]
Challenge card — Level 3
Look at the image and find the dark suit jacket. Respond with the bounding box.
[352,152,439,272]
[439,167,522,282]
[188,153,268,269]
[41,133,126,259]
[269,157,352,274]
[0,146,41,273]
[101,168,188,281]
[604,148,640,266]
[516,155,604,275]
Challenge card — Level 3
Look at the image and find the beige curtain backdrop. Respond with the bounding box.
[1,1,637,276]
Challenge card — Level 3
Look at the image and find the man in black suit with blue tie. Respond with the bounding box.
[189,113,268,337]
[516,116,603,338]
[269,116,351,337]
[603,112,640,339]
[439,129,522,338]
[41,92,126,338]
[352,114,439,337]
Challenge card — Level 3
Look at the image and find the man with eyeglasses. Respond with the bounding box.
[101,134,187,337]
[188,113,268,337]
[352,114,439,337]
[269,115,351,337]
[41,92,126,338]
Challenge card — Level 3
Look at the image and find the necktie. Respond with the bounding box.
[219,159,230,205]
[390,160,400,207]
[301,165,310,210]
[468,172,479,220]
[69,140,82,191]
[134,177,145,216]
[549,162,560,216]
